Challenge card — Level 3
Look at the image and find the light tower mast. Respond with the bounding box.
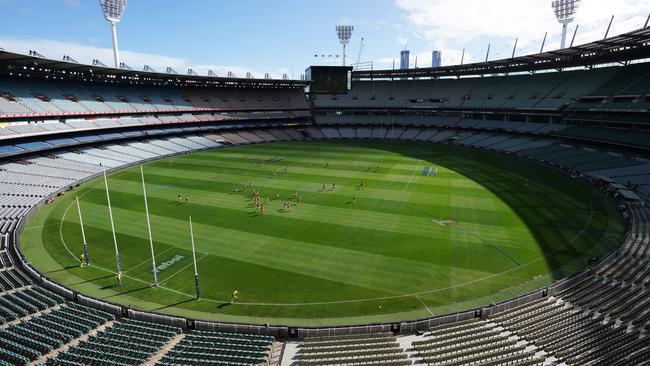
[336,25,354,66]
[552,0,581,49]
[99,0,128,68]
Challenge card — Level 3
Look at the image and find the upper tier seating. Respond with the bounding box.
[0,77,309,118]
[311,65,635,111]
[555,126,650,149]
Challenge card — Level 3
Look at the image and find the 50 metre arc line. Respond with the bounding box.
[420,206,521,267]
[453,224,522,267]
[403,196,523,268]
[400,160,523,267]
[400,161,522,267]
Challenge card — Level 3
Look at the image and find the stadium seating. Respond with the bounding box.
[311,66,626,111]
[312,60,650,158]
[159,330,275,366]
[46,318,180,366]
[0,125,647,365]
[553,125,650,149]
[292,333,410,366]
[2,51,650,365]
[412,319,542,366]
[0,77,309,118]
[390,206,650,365]
[0,296,114,365]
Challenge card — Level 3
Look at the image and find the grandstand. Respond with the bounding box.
[0,20,648,366]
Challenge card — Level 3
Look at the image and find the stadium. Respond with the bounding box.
[0,0,649,365]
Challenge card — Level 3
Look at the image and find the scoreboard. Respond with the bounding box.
[305,66,353,94]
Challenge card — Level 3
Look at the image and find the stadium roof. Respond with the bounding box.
[353,26,650,80]
[0,50,308,88]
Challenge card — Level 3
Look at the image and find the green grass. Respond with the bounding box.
[21,140,625,326]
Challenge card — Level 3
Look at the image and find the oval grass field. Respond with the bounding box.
[21,140,626,326]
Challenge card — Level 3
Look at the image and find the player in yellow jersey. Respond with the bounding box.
[231,289,239,304]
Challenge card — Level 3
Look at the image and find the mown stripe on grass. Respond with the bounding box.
[70,195,522,263]
[63,202,516,292]
[116,170,494,210]
[80,181,533,253]
[106,175,519,225]
[23,140,626,323]
[139,161,476,193]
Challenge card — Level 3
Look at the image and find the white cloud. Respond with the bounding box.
[397,36,410,47]
[375,57,400,68]
[0,37,289,79]
[393,0,650,65]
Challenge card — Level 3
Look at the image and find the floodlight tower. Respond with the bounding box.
[336,25,354,66]
[552,0,581,49]
[99,0,128,68]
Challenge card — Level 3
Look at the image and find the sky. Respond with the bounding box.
[0,0,648,78]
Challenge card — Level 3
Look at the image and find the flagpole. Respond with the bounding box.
[189,216,200,299]
[103,168,122,283]
[141,166,158,287]
[76,196,90,266]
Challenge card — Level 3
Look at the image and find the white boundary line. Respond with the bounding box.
[414,294,434,316]
[55,158,597,307]
[404,160,421,189]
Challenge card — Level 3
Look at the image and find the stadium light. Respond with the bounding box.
[336,25,354,66]
[552,0,581,49]
[99,0,128,68]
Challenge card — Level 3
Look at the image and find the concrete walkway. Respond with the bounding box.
[142,332,187,366]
